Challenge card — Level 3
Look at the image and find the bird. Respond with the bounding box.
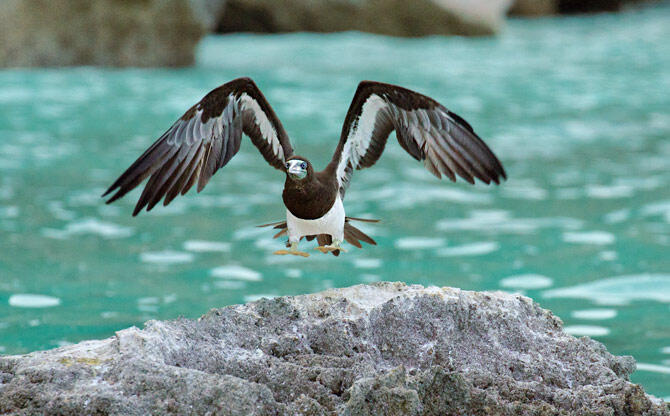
[102,77,506,257]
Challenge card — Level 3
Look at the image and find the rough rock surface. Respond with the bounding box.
[0,0,205,67]
[212,0,510,37]
[0,282,667,415]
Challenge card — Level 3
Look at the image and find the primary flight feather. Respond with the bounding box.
[103,77,506,257]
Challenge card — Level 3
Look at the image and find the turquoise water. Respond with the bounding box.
[1,5,669,399]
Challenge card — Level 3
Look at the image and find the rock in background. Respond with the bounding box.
[0,282,667,415]
[0,0,205,67]
[213,0,511,37]
[509,0,658,16]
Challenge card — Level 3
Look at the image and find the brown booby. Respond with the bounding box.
[103,77,506,257]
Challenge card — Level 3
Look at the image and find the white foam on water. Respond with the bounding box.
[233,225,273,240]
[350,183,492,209]
[641,200,670,223]
[501,184,548,200]
[563,231,615,245]
[586,184,634,199]
[635,363,670,375]
[101,311,119,319]
[140,250,194,265]
[437,210,583,234]
[214,280,247,290]
[360,274,381,283]
[9,294,61,308]
[183,240,231,252]
[137,297,159,305]
[543,274,670,305]
[563,325,610,337]
[254,237,280,250]
[603,209,630,224]
[244,294,277,303]
[394,237,446,250]
[353,258,382,269]
[0,206,19,218]
[437,241,499,257]
[661,346,670,354]
[499,274,553,290]
[285,268,303,278]
[211,265,262,281]
[571,309,617,320]
[555,188,582,200]
[42,218,133,239]
[598,251,618,261]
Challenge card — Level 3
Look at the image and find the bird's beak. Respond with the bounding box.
[288,165,307,180]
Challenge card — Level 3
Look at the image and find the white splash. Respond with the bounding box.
[9,294,61,308]
[571,309,617,320]
[563,231,615,245]
[42,218,133,239]
[353,258,382,269]
[437,241,499,257]
[500,274,553,290]
[211,265,262,281]
[543,274,670,305]
[140,250,194,265]
[183,240,231,252]
[395,237,446,250]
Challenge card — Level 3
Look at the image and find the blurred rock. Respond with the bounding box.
[509,0,657,16]
[509,0,558,16]
[0,0,205,67]
[211,0,512,37]
[1,282,667,415]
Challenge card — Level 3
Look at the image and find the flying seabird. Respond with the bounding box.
[103,77,506,257]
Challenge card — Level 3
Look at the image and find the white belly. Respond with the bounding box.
[286,195,345,243]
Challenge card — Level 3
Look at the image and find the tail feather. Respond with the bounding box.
[260,216,379,256]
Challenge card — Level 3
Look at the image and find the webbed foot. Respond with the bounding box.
[274,242,310,257]
[314,245,347,254]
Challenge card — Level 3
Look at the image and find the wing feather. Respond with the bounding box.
[103,77,294,215]
[329,81,506,197]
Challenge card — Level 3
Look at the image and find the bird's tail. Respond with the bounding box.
[257,217,379,256]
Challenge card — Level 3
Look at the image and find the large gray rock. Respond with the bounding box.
[0,282,667,415]
[0,0,205,68]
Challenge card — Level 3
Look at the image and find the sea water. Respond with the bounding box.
[0,4,669,399]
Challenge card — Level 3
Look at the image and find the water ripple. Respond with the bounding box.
[543,274,670,305]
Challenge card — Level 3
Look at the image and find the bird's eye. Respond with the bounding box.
[301,162,306,169]
[285,163,290,168]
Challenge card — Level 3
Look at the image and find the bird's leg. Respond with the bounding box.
[315,239,347,253]
[274,241,310,257]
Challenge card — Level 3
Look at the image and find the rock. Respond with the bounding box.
[0,282,667,415]
[0,0,205,68]
[509,0,558,16]
[211,0,511,37]
[509,0,656,16]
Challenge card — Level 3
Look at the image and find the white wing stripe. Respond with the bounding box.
[239,93,285,162]
[337,94,387,188]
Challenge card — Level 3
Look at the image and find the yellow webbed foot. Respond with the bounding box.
[273,249,310,257]
[314,245,347,254]
[274,241,310,257]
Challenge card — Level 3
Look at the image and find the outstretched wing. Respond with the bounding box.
[330,81,506,198]
[103,77,294,216]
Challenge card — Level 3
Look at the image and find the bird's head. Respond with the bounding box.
[285,157,311,181]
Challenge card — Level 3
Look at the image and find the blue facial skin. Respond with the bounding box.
[287,160,308,180]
